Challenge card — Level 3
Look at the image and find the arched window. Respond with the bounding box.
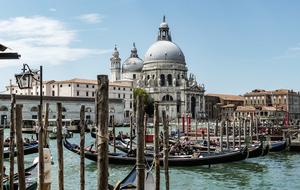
[162,95,174,102]
[30,106,38,112]
[167,74,172,86]
[160,74,165,86]
[0,106,8,111]
[62,107,67,112]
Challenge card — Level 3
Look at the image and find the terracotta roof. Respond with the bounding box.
[245,89,299,96]
[206,93,244,101]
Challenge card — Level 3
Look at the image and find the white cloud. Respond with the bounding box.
[273,44,300,60]
[78,13,103,24]
[49,8,57,12]
[0,16,109,68]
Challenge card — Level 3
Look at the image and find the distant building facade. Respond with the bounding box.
[4,79,133,122]
[205,93,244,121]
[0,94,124,128]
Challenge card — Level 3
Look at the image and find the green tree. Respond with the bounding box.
[133,88,154,117]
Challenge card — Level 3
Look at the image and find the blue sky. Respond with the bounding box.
[0,0,300,95]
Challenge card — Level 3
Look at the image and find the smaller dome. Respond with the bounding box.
[122,43,143,72]
[122,57,143,72]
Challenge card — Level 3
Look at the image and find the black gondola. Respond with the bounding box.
[3,143,39,159]
[64,139,248,166]
[2,162,38,190]
[248,143,269,158]
[269,141,287,152]
[113,164,154,190]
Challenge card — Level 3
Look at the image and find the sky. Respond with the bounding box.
[0,0,300,95]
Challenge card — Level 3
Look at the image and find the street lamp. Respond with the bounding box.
[15,63,45,188]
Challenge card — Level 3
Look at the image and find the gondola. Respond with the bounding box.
[91,131,136,141]
[269,141,287,152]
[113,165,154,190]
[64,139,248,166]
[2,162,38,190]
[3,143,39,159]
[248,143,269,158]
[3,140,38,147]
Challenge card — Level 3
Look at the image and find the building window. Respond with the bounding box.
[113,87,116,90]
[77,91,79,96]
[31,92,33,95]
[130,88,132,91]
[118,94,120,98]
[42,85,44,88]
[52,91,55,96]
[69,84,71,87]
[133,74,136,79]
[60,84,62,87]
[92,85,95,88]
[15,90,17,93]
[130,101,132,109]
[160,74,165,86]
[123,88,125,91]
[123,94,125,98]
[92,92,95,97]
[118,87,120,90]
[86,84,89,88]
[77,84,79,87]
[86,91,89,97]
[167,74,172,86]
[130,94,132,99]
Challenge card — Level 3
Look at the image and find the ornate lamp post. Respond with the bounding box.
[15,63,44,189]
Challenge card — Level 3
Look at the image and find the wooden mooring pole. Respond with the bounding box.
[144,114,148,150]
[226,120,229,150]
[112,115,116,153]
[57,103,64,190]
[239,118,241,149]
[15,104,26,190]
[96,75,109,190]
[0,128,4,190]
[38,105,45,190]
[80,105,85,190]
[43,103,49,148]
[162,110,170,190]
[233,119,236,149]
[136,94,145,190]
[129,114,133,153]
[207,120,211,155]
[154,103,160,190]
[9,94,15,190]
[220,120,224,152]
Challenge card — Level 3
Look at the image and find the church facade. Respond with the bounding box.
[110,17,206,120]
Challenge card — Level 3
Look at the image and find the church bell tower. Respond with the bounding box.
[110,45,121,82]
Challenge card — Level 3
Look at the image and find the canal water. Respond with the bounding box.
[3,128,300,190]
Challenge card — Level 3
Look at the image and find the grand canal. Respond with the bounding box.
[3,128,300,190]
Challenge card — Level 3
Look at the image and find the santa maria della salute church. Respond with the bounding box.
[110,16,206,120]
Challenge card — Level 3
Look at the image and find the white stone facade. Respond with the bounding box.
[0,94,125,127]
[111,17,206,121]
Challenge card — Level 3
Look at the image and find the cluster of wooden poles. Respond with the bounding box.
[0,75,170,190]
[95,75,170,190]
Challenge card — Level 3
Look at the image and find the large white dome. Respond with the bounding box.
[144,40,185,64]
